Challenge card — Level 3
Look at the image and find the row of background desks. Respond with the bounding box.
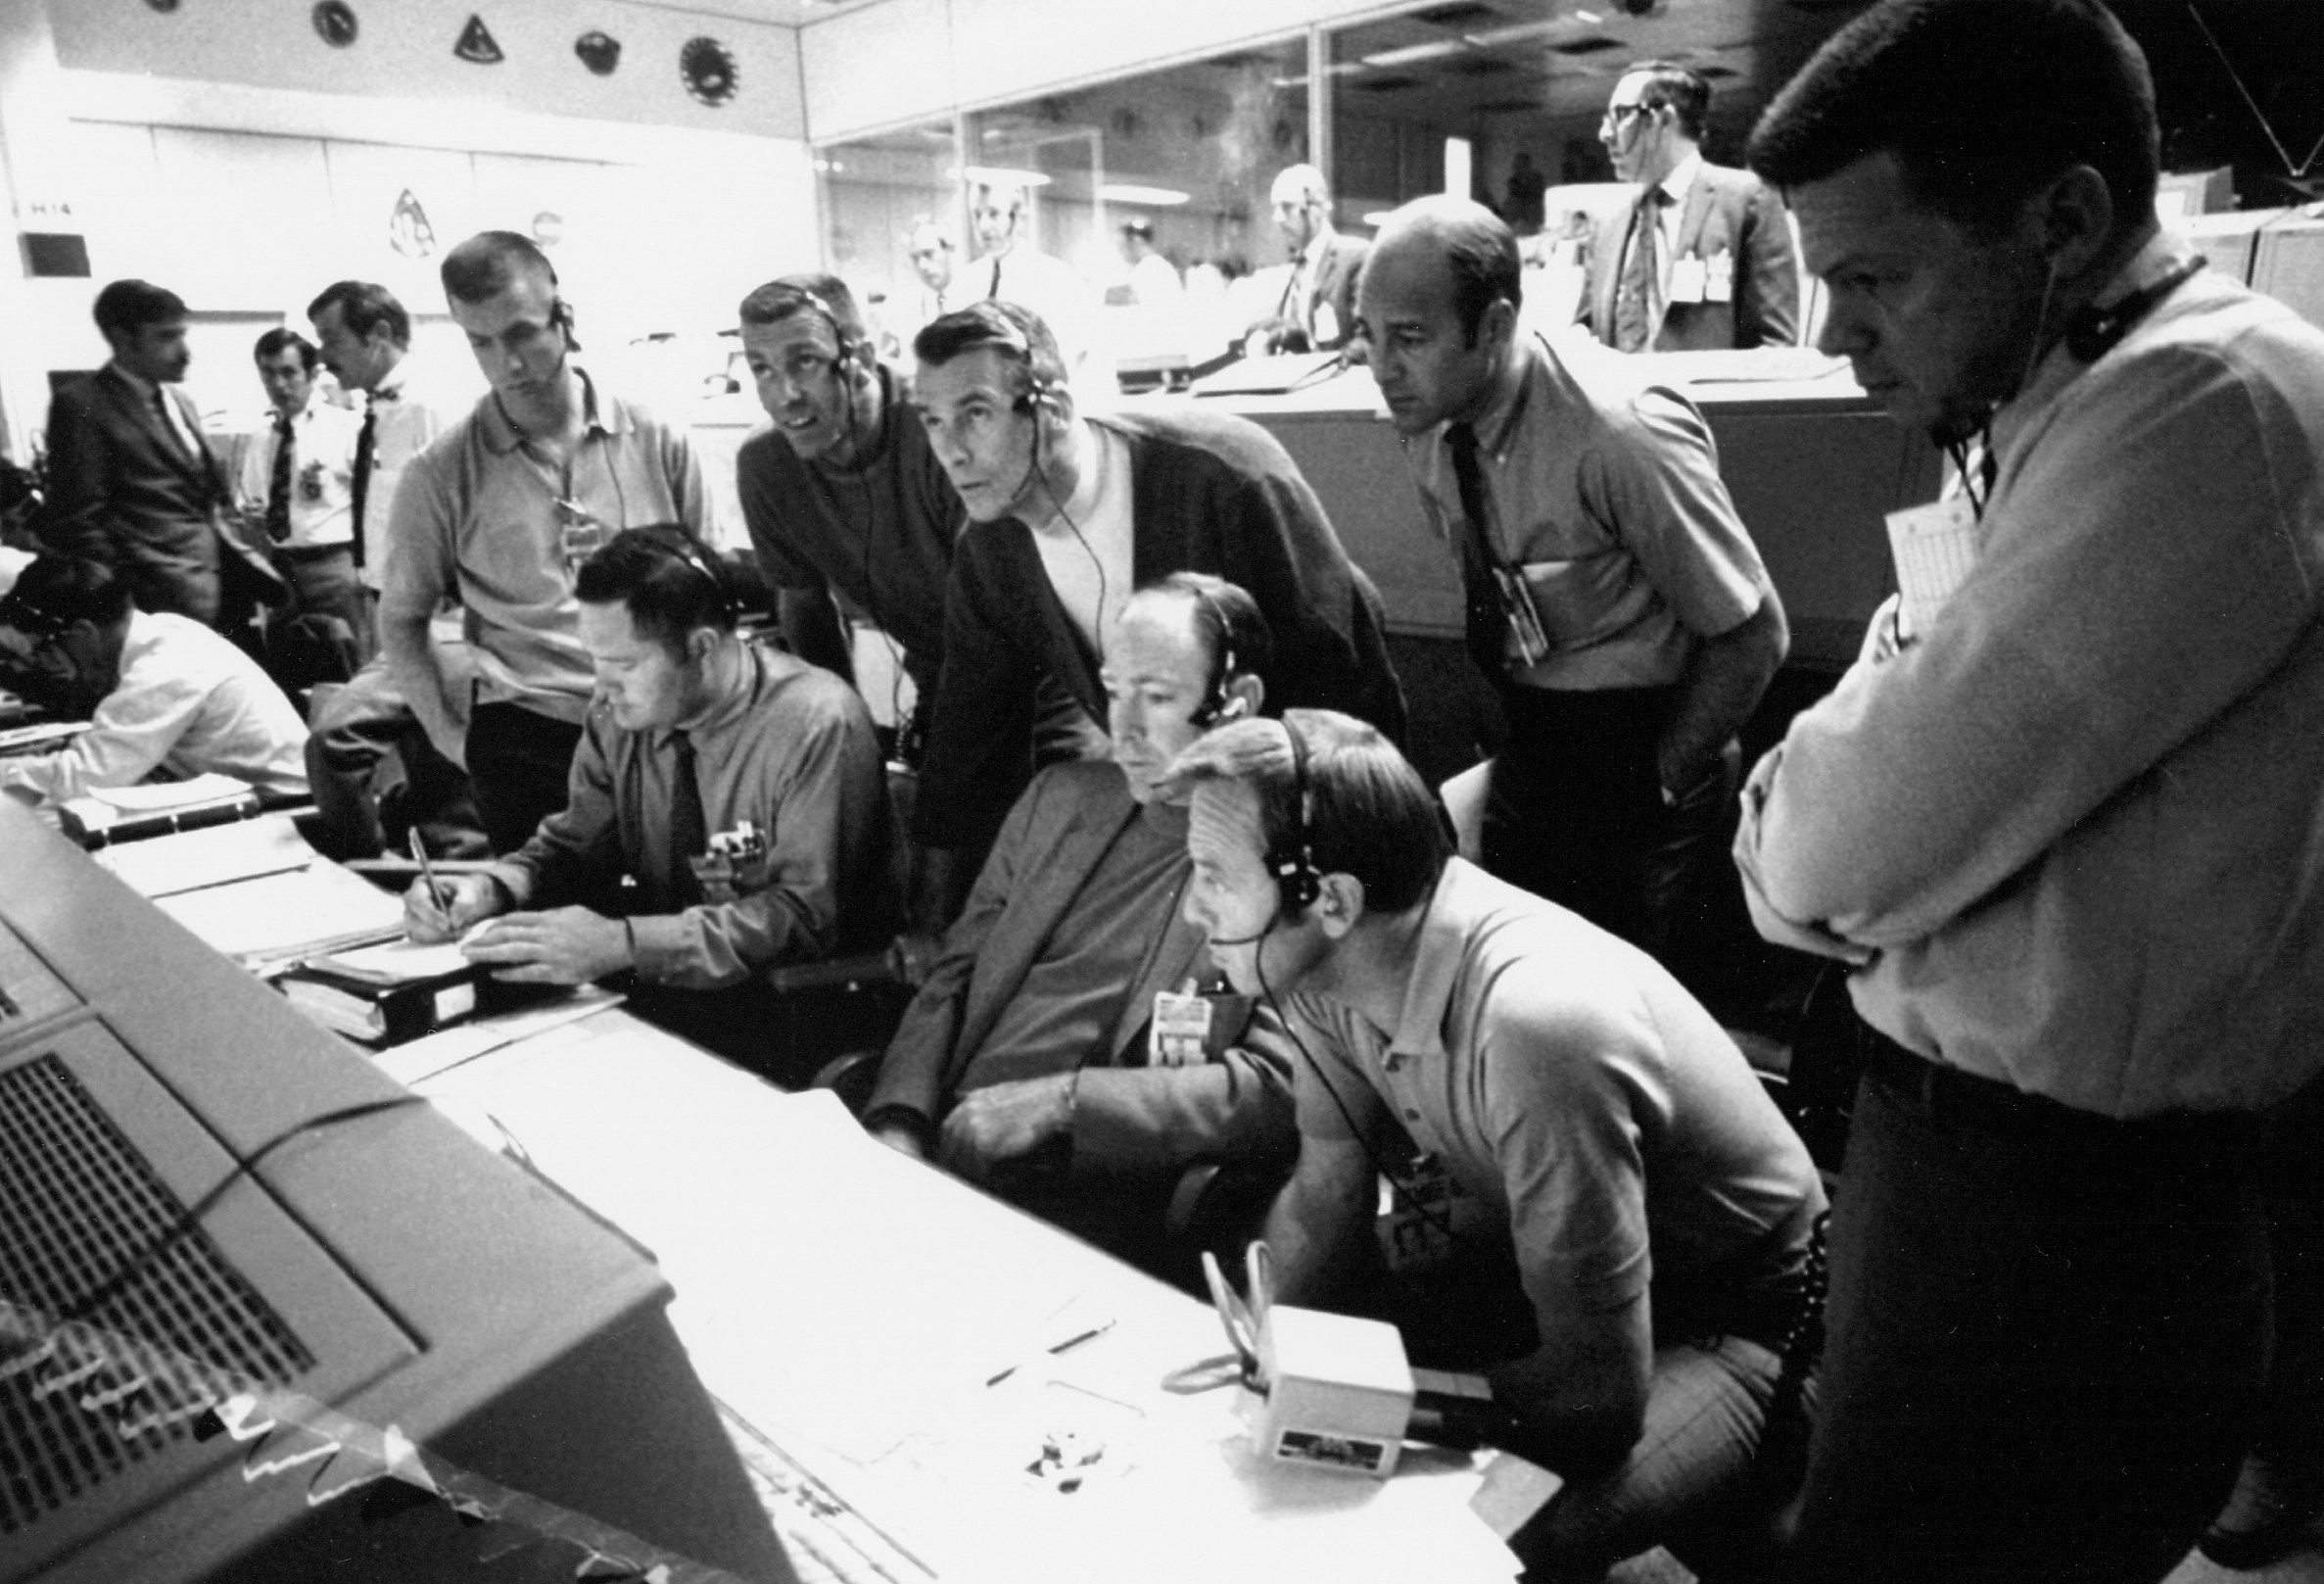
[32,807,1522,1583]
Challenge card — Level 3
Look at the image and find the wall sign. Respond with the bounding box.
[389,189,438,260]
[312,2,357,47]
[454,15,503,66]
[574,30,621,76]
[680,36,738,108]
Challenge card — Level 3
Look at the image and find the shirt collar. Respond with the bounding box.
[1437,331,1542,463]
[477,365,619,456]
[1383,859,1486,1065]
[1657,150,1703,210]
[108,360,159,400]
[663,641,766,744]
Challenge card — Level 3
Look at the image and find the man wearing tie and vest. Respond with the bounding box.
[1248,164,1368,355]
[1579,62,1800,354]
[1360,196,1787,966]
[236,328,369,664]
[403,527,897,1071]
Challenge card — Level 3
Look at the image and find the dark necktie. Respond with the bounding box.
[349,396,377,569]
[264,411,295,543]
[668,730,707,902]
[1614,189,1666,354]
[1446,422,1510,676]
[986,255,1003,301]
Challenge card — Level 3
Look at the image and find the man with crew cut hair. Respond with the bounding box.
[1737,2,2324,1577]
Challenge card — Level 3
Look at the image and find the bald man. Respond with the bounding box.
[1356,195,1786,963]
[1247,165,1369,354]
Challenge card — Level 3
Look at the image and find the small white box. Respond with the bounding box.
[1249,1303,1415,1478]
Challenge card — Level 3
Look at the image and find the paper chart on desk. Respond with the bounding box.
[316,935,477,984]
[93,814,314,898]
[153,862,406,959]
[374,985,622,1086]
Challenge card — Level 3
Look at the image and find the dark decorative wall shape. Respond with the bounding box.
[680,36,739,108]
[312,1,358,48]
[454,15,503,66]
[144,0,180,12]
[574,30,621,77]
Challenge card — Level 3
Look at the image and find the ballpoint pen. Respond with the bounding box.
[408,828,451,917]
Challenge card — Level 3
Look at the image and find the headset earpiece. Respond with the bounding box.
[1267,721,1323,914]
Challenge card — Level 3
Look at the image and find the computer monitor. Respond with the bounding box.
[0,800,796,1583]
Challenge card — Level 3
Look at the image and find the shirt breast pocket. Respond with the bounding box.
[1516,556,1632,649]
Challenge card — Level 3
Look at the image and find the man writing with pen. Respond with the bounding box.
[379,230,709,853]
[402,527,899,1074]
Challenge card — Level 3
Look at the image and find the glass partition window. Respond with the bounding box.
[817,117,961,360]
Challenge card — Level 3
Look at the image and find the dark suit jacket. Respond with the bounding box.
[917,406,1407,851]
[1579,161,1800,353]
[866,760,1297,1175]
[42,367,278,623]
[1258,230,1371,352]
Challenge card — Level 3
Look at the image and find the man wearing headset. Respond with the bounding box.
[1168,708,1823,1579]
[380,230,709,853]
[1736,3,2324,1576]
[404,527,896,1069]
[860,575,1297,1285]
[909,301,1405,915]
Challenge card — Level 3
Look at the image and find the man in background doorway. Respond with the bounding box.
[1579,61,1799,353]
[956,178,1106,400]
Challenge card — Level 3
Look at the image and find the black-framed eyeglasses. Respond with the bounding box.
[1602,104,1650,129]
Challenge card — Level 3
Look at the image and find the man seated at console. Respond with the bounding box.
[910,300,1406,913]
[0,554,308,806]
[405,527,897,1070]
[1169,709,1825,1579]
[861,575,1299,1286]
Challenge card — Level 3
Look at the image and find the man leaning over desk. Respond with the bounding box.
[404,528,897,1072]
[861,574,1298,1288]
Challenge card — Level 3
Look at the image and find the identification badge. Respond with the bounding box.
[1704,250,1735,304]
[1151,985,1215,1068]
[1381,1152,1460,1278]
[1883,495,1983,642]
[1668,255,1708,305]
[689,820,767,905]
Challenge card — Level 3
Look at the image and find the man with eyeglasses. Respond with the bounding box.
[1579,62,1799,353]
[378,230,709,853]
[0,554,308,808]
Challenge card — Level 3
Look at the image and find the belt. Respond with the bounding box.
[1856,1023,2261,1171]
[275,541,355,562]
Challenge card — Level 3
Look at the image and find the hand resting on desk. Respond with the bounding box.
[460,906,633,985]
[937,1073,1076,1183]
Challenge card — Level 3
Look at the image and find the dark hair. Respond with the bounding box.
[253,328,319,371]
[0,556,133,633]
[913,301,1069,401]
[440,230,559,306]
[1747,0,2158,239]
[1137,571,1275,700]
[574,526,735,658]
[92,279,187,341]
[1170,709,1447,915]
[737,273,866,345]
[307,280,411,348]
[1121,218,1155,242]
[1623,61,1712,142]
